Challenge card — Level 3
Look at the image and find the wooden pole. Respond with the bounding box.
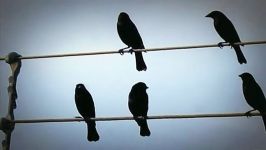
[0,52,22,150]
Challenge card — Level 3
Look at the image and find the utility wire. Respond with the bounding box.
[12,112,262,124]
[0,40,266,61]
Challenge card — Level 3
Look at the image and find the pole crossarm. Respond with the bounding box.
[11,112,262,124]
[0,40,265,61]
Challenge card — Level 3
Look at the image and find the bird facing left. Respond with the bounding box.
[206,10,247,64]
[117,12,147,71]
[239,73,266,132]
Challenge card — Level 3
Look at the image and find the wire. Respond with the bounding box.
[0,40,266,61]
[12,112,262,124]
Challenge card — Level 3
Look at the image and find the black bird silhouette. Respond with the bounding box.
[75,84,99,141]
[117,12,147,71]
[129,82,150,136]
[206,11,247,64]
[239,72,266,131]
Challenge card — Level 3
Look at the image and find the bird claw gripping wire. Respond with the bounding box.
[118,49,125,55]
[245,110,255,118]
[135,116,146,120]
[245,112,252,118]
[128,49,134,54]
[217,42,227,49]
[74,116,83,122]
[118,46,130,55]
[0,118,15,134]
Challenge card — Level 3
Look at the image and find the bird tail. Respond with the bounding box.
[261,113,266,132]
[86,121,100,141]
[134,52,147,71]
[233,46,247,64]
[135,118,151,136]
[259,108,266,132]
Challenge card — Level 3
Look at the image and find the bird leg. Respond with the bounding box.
[217,42,228,49]
[134,116,145,120]
[83,117,94,123]
[231,42,244,47]
[245,109,256,118]
[139,116,145,120]
[228,43,234,49]
[118,46,130,55]
[128,48,134,54]
[74,116,83,122]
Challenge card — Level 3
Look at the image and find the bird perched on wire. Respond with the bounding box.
[75,84,99,141]
[117,12,147,71]
[239,72,266,132]
[129,82,150,136]
[206,10,247,64]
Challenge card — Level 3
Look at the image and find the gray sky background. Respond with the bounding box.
[0,0,266,149]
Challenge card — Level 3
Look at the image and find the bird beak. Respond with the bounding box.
[146,86,149,89]
[239,74,243,78]
[205,13,211,17]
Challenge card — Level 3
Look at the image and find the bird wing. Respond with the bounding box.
[244,82,266,111]
[127,21,145,49]
[128,92,148,116]
[75,92,96,118]
[117,20,144,49]
[215,18,241,44]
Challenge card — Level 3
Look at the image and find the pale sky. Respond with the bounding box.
[0,0,266,150]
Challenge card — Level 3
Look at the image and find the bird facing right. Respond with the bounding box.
[128,82,151,136]
[239,72,266,132]
[206,10,247,64]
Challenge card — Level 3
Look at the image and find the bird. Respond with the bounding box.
[128,82,150,136]
[206,10,247,64]
[239,72,266,132]
[75,84,99,141]
[117,12,147,71]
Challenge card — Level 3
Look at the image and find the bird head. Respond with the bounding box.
[118,12,130,23]
[239,72,255,81]
[132,82,148,91]
[76,83,86,93]
[76,83,85,89]
[205,10,225,20]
